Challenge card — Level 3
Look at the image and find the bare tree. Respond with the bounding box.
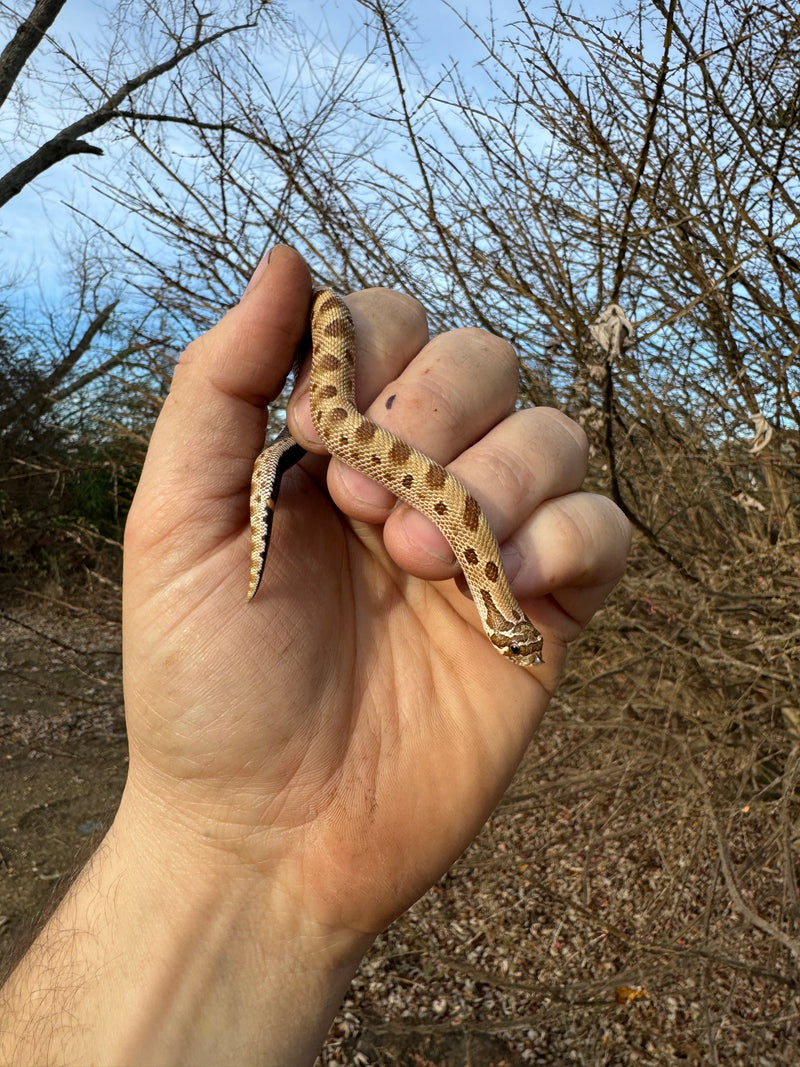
[0,0,273,206]
[80,16,410,338]
[0,0,279,584]
[0,0,280,418]
[95,0,800,559]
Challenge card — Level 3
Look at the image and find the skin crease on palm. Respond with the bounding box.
[0,245,631,1067]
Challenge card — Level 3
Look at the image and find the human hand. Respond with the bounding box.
[0,246,630,1067]
[121,245,630,935]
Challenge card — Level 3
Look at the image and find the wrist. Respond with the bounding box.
[0,779,372,1067]
[106,783,373,1065]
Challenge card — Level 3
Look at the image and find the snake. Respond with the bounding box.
[248,287,544,668]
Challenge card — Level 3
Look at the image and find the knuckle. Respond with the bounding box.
[454,326,519,383]
[425,327,519,405]
[349,287,429,334]
[468,443,529,500]
[533,407,590,460]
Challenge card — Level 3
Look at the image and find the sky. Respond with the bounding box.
[1,0,614,317]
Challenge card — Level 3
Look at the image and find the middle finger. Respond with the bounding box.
[312,296,521,524]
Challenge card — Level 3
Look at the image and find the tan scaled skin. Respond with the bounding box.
[249,287,543,666]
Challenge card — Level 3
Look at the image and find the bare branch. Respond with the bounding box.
[0,11,258,208]
[0,0,67,110]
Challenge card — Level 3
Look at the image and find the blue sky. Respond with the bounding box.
[1,0,615,314]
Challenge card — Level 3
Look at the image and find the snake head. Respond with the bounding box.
[489,619,544,668]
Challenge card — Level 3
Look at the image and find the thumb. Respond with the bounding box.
[124,246,312,592]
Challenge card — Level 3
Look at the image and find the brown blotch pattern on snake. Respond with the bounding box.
[249,287,544,668]
[389,440,412,464]
[463,495,481,532]
[355,422,377,442]
[425,465,447,489]
[316,351,342,373]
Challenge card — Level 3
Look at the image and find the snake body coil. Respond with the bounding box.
[249,288,543,668]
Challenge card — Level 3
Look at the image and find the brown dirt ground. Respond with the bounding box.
[1,585,799,1066]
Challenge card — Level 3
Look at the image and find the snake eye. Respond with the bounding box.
[510,644,520,656]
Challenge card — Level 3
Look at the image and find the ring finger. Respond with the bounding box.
[383,405,590,583]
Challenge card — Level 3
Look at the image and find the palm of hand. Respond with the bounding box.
[123,441,545,930]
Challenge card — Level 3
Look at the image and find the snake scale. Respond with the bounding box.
[248,287,544,668]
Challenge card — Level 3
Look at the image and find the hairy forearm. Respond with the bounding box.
[0,789,370,1066]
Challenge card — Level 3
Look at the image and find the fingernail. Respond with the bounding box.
[500,544,523,582]
[241,247,275,299]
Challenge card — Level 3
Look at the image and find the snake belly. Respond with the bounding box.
[248,287,543,668]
